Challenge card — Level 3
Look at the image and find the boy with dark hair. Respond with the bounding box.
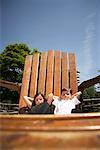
[48,88,82,114]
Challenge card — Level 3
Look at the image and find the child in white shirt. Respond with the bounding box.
[48,88,82,115]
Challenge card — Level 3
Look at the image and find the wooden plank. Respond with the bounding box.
[69,53,78,94]
[1,112,100,119]
[19,55,32,108]
[83,98,100,102]
[0,113,100,149]
[54,51,61,96]
[0,113,100,131]
[0,131,100,150]
[0,79,20,93]
[29,53,40,97]
[38,52,47,95]
[61,52,69,89]
[45,50,54,96]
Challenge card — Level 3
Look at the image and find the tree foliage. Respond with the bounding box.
[0,43,31,82]
[0,43,31,104]
[82,85,99,99]
[32,48,40,54]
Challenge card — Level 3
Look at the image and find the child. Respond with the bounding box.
[23,92,55,114]
[48,88,82,115]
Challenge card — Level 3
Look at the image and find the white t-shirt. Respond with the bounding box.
[52,96,80,115]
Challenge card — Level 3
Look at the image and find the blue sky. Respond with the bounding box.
[0,0,100,83]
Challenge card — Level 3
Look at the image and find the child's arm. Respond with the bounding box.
[46,93,54,105]
[47,93,59,105]
[23,96,33,108]
[71,91,82,99]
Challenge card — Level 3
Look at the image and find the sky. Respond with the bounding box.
[0,0,100,83]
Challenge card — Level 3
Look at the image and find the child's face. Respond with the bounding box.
[60,90,71,100]
[35,94,44,105]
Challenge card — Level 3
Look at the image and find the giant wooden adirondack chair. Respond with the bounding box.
[1,50,100,149]
[19,50,78,109]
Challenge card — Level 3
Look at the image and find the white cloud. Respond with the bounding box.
[80,13,96,82]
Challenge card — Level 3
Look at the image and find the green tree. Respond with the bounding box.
[0,43,31,82]
[0,43,31,104]
[32,48,40,54]
[82,86,97,99]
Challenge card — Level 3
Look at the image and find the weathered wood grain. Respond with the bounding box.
[54,51,61,96]
[19,50,78,109]
[69,53,78,94]
[29,53,40,97]
[38,52,47,95]
[46,50,54,96]
[0,113,100,149]
[19,55,33,108]
[62,52,69,89]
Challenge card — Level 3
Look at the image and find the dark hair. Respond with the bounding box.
[61,88,69,93]
[61,88,72,94]
[32,92,46,106]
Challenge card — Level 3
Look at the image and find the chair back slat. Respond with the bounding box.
[19,55,33,108]
[38,52,47,95]
[46,50,54,96]
[69,53,78,94]
[62,52,69,89]
[54,51,61,96]
[29,53,40,97]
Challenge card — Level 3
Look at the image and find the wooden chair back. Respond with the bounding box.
[19,50,78,109]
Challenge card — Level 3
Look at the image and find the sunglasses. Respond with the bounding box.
[62,93,70,96]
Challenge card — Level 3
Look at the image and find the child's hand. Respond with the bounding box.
[48,93,53,98]
[78,91,82,95]
[47,93,54,105]
[71,91,82,99]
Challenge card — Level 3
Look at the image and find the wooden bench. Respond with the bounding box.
[19,50,78,109]
[0,113,100,149]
